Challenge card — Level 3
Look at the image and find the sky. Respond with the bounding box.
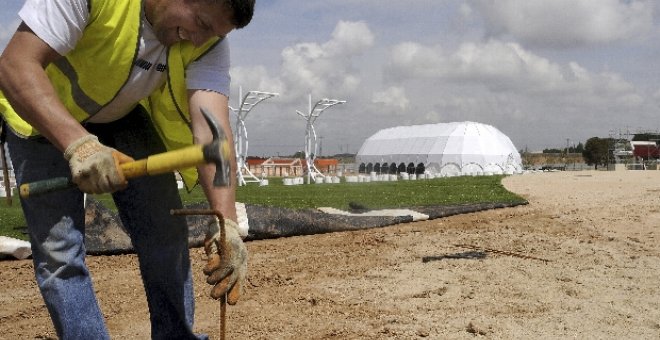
[2,0,660,156]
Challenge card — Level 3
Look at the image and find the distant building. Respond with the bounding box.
[244,157,338,177]
[313,158,339,174]
[630,133,660,161]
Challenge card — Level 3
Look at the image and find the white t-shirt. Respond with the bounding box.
[19,0,231,123]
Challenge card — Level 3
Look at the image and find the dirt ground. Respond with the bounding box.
[2,170,660,339]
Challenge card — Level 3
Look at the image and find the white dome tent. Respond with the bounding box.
[356,122,522,177]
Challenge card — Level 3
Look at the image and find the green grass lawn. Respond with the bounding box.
[1,175,525,241]
[233,175,523,209]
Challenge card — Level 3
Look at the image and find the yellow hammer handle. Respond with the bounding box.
[120,145,205,179]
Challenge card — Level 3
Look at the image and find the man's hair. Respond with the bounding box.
[222,0,255,29]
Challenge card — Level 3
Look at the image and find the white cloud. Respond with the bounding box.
[377,37,656,150]
[324,20,375,56]
[230,21,374,104]
[277,20,374,101]
[230,65,285,95]
[385,39,636,100]
[468,0,654,47]
[372,86,409,110]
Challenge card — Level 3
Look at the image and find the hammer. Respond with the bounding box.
[19,107,232,198]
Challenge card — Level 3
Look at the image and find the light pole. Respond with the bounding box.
[230,87,279,186]
[564,138,570,170]
[296,94,345,184]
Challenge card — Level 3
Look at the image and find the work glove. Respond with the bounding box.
[203,217,248,304]
[64,134,133,194]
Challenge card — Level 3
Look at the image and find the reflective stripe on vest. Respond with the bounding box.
[52,58,103,115]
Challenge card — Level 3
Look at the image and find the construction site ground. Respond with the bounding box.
[1,170,660,339]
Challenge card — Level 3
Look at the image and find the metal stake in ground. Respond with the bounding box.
[171,208,227,340]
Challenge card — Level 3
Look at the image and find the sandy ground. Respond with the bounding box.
[2,170,660,339]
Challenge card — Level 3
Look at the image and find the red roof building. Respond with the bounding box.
[244,157,339,177]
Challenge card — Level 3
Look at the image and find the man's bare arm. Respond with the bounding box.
[189,89,238,222]
[0,22,89,151]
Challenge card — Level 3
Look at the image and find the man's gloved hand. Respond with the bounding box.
[64,134,134,194]
[203,217,248,304]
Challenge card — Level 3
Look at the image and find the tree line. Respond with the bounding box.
[541,142,584,154]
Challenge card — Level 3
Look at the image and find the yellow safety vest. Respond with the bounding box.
[0,0,220,189]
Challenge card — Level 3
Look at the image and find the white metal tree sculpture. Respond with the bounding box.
[296,94,346,184]
[230,87,278,186]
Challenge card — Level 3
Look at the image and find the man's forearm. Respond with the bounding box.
[189,89,239,222]
[198,160,238,222]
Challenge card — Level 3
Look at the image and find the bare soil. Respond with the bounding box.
[2,170,660,339]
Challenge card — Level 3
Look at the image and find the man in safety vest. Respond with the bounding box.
[0,0,253,338]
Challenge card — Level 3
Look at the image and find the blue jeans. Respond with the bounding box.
[7,108,207,340]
